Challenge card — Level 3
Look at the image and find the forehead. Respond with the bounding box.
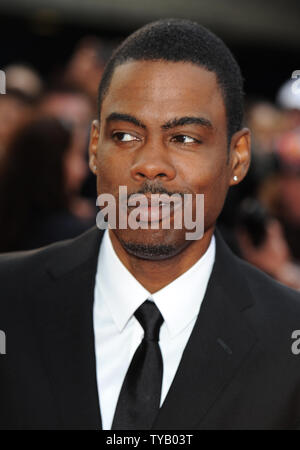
[101,60,226,128]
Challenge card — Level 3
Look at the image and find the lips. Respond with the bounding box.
[137,204,170,222]
[127,193,182,223]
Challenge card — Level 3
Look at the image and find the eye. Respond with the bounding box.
[171,135,201,144]
[112,132,139,142]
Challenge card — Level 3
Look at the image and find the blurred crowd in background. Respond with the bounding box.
[0,32,300,290]
[0,37,112,251]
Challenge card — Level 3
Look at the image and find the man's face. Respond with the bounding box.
[90,60,250,259]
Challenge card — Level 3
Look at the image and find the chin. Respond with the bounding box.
[115,228,190,261]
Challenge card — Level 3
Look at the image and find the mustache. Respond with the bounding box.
[126,182,186,201]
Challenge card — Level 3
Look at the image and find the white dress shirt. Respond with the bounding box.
[93,229,216,430]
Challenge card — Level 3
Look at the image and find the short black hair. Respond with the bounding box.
[97,18,244,143]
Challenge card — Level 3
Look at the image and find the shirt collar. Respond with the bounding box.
[96,230,215,338]
[150,235,215,337]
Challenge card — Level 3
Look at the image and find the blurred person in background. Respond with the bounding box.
[245,100,288,155]
[261,129,300,262]
[38,87,96,220]
[277,78,300,130]
[61,36,117,113]
[5,64,43,101]
[0,64,42,163]
[235,197,300,290]
[0,90,33,162]
[0,117,94,252]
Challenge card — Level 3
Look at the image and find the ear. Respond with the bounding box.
[89,119,100,175]
[229,128,251,186]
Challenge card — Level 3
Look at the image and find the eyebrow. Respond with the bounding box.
[105,112,213,131]
[106,112,146,129]
[161,116,213,130]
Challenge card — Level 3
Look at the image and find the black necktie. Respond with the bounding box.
[111,300,164,430]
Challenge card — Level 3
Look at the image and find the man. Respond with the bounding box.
[1,18,300,430]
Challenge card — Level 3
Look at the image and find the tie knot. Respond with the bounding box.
[134,300,164,342]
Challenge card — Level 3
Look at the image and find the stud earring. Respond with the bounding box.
[233,175,238,181]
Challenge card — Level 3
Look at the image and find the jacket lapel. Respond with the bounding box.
[32,227,104,429]
[152,229,258,429]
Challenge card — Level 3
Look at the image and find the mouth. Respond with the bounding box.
[126,193,182,224]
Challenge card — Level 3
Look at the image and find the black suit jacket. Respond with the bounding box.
[1,227,300,430]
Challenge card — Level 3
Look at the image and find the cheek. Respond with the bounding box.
[177,148,228,191]
[178,154,229,225]
[96,146,131,194]
[96,143,114,185]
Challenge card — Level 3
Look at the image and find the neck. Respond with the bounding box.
[108,227,215,293]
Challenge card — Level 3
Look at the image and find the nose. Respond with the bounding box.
[130,141,176,182]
